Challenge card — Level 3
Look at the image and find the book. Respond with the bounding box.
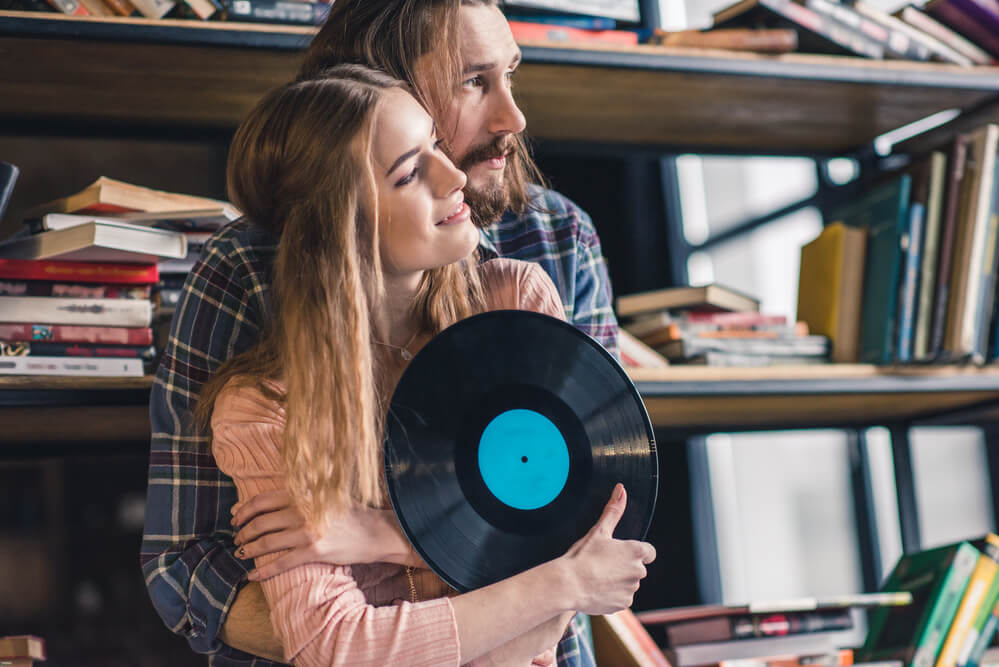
[851,0,963,64]
[648,28,798,53]
[829,174,912,364]
[617,284,760,319]
[944,125,999,363]
[0,258,158,284]
[0,162,18,222]
[182,0,218,19]
[0,635,45,660]
[962,597,999,667]
[508,20,639,46]
[0,220,187,264]
[225,0,332,25]
[128,0,172,17]
[914,152,948,361]
[0,340,155,360]
[636,593,913,625]
[31,207,240,233]
[930,135,971,359]
[894,5,993,66]
[24,176,227,218]
[859,541,980,667]
[0,355,144,377]
[503,12,618,30]
[592,609,673,667]
[41,0,90,14]
[657,335,829,360]
[675,351,830,367]
[925,0,999,59]
[0,280,150,299]
[712,0,886,59]
[664,631,847,666]
[0,296,152,327]
[796,222,868,363]
[665,609,853,646]
[938,535,999,667]
[897,163,929,363]
[799,0,933,61]
[970,157,999,364]
[639,322,809,349]
[501,0,640,22]
[619,329,671,369]
[0,323,153,345]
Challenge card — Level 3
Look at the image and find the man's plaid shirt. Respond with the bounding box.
[140,185,618,665]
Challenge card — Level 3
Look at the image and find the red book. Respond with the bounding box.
[0,323,154,345]
[0,259,158,284]
[508,20,639,46]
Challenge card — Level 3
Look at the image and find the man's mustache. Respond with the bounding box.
[458,137,515,172]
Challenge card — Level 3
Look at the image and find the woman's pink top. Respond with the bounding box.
[212,259,565,666]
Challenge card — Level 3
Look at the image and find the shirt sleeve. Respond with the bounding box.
[568,205,620,359]
[140,230,271,657]
[211,387,462,667]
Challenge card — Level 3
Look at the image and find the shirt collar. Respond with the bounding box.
[477,227,500,260]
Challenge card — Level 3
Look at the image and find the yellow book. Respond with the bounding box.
[796,222,868,363]
[937,534,999,667]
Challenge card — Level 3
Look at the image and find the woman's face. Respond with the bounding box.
[371,88,478,278]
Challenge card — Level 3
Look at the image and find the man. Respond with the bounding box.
[141,1,619,664]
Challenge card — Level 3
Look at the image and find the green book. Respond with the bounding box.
[956,563,999,667]
[859,541,980,667]
[829,174,912,364]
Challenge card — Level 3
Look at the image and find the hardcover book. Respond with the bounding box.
[25,176,227,217]
[938,535,999,667]
[617,284,760,318]
[0,323,153,345]
[0,220,187,264]
[0,296,152,327]
[0,258,158,284]
[925,0,999,58]
[0,355,144,377]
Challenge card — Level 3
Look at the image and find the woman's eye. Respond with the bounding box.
[433,139,445,151]
[463,76,483,89]
[396,167,419,187]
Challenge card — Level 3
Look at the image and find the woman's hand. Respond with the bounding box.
[231,490,423,580]
[559,483,656,616]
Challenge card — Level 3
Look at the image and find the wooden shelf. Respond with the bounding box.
[3,11,999,153]
[3,366,999,445]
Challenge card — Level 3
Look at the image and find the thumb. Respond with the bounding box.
[593,483,627,537]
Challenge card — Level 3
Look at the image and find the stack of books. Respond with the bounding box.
[859,534,999,667]
[636,593,912,667]
[798,123,999,366]
[617,284,829,367]
[0,177,238,377]
[711,0,999,65]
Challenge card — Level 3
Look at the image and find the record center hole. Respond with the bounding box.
[521,456,528,463]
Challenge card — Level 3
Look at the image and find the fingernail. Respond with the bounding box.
[230,503,240,515]
[615,484,624,501]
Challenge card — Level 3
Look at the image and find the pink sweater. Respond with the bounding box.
[212,259,565,666]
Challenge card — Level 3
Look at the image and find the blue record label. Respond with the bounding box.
[477,409,570,510]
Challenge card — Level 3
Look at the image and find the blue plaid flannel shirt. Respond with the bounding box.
[140,185,618,665]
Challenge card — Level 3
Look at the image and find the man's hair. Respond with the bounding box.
[300,0,544,218]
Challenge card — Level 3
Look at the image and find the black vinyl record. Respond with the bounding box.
[384,310,657,593]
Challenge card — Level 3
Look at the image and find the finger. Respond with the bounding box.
[642,542,657,564]
[593,483,627,537]
[248,548,312,581]
[238,528,310,560]
[235,509,302,545]
[232,489,294,527]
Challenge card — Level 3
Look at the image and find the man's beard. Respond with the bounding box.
[458,136,514,229]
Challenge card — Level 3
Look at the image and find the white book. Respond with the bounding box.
[129,0,174,18]
[0,220,186,264]
[0,355,144,377]
[36,207,239,232]
[0,296,152,327]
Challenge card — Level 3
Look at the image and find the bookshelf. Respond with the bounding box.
[3,10,999,153]
[5,366,999,445]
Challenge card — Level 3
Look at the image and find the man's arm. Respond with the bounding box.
[140,224,276,657]
[568,204,620,358]
[220,583,285,662]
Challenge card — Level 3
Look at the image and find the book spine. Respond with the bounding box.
[503,13,617,30]
[0,280,150,299]
[0,323,153,345]
[508,20,639,45]
[964,599,999,667]
[0,355,144,377]
[897,201,926,362]
[0,341,155,360]
[915,153,948,360]
[128,0,173,18]
[42,0,90,15]
[958,571,999,666]
[898,6,991,65]
[927,0,999,58]
[225,0,331,26]
[0,259,158,284]
[651,28,799,53]
[0,296,152,327]
[939,537,999,667]
[787,0,885,59]
[808,0,932,60]
[913,544,981,667]
[930,136,970,359]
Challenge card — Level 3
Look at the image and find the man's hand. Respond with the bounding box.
[231,490,423,580]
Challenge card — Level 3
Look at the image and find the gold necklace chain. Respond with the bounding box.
[372,330,420,361]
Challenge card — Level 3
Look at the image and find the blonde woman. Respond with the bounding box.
[198,65,655,667]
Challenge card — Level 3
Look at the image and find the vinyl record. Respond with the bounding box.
[385,310,657,593]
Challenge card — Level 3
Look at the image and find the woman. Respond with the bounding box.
[199,65,655,666]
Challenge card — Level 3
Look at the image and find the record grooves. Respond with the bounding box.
[385,310,657,593]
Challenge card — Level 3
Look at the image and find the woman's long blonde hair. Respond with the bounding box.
[199,65,485,526]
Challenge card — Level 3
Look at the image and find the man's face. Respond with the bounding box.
[443,4,527,220]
